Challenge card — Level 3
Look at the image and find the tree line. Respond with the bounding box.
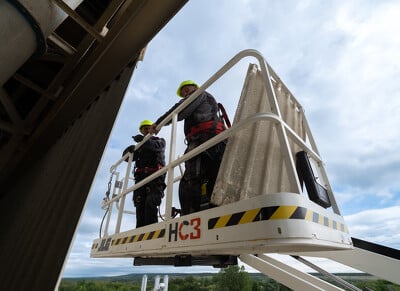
[60,265,400,290]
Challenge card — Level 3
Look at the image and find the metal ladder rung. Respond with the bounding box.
[47,33,77,56]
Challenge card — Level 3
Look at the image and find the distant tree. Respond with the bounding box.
[214,265,251,291]
[59,280,141,291]
[354,279,400,291]
[251,280,263,291]
[169,276,206,291]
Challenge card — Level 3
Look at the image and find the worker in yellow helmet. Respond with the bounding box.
[150,80,226,215]
[175,80,199,97]
[122,120,166,227]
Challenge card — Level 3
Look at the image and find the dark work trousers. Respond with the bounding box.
[179,135,226,215]
[133,173,165,228]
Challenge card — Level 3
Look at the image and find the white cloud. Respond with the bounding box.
[345,206,400,248]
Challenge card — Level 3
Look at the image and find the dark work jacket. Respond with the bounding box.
[155,91,219,136]
[123,136,166,169]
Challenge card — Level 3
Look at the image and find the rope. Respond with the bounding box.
[99,172,114,238]
[99,205,110,238]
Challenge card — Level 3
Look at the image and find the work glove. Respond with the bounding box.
[123,145,135,155]
[122,145,135,162]
[133,134,144,143]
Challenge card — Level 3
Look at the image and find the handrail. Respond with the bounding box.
[101,49,336,235]
[104,111,324,206]
[105,50,270,202]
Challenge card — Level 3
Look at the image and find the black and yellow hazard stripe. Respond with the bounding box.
[208,205,348,233]
[111,228,166,247]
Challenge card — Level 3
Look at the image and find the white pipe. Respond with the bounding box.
[154,275,160,291]
[141,274,147,291]
[163,275,169,291]
[0,0,84,86]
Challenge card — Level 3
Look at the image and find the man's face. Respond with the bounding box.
[140,125,152,135]
[180,85,196,98]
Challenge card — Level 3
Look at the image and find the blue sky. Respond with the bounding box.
[62,0,400,278]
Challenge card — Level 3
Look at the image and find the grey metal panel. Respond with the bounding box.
[0,0,188,183]
[0,64,134,290]
[212,64,306,205]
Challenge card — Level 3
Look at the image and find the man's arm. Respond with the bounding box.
[151,92,207,133]
[177,91,207,120]
[122,145,135,162]
[141,137,166,152]
[154,100,183,126]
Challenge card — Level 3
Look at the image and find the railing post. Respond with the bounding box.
[115,152,132,233]
[164,113,178,219]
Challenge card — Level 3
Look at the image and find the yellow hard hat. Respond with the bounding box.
[139,119,152,130]
[176,80,199,97]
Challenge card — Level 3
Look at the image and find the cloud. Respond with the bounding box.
[345,206,400,248]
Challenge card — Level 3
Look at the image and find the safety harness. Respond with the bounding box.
[186,120,225,141]
[135,163,163,174]
[186,103,231,142]
[218,102,231,128]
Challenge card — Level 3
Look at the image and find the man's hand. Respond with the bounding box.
[150,123,159,134]
[132,134,144,142]
[122,145,135,162]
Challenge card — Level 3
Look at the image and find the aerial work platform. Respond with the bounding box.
[91,49,350,258]
[92,192,350,258]
[91,50,399,289]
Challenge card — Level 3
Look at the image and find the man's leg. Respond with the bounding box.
[144,181,163,225]
[203,141,226,203]
[133,187,146,228]
[179,175,192,215]
[179,179,201,214]
[179,157,202,215]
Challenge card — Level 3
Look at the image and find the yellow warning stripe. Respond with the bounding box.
[305,209,313,221]
[208,205,348,233]
[214,214,232,228]
[239,208,261,224]
[270,205,297,219]
[109,228,166,247]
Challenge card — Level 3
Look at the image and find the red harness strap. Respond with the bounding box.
[218,102,231,128]
[186,120,225,141]
[135,163,162,174]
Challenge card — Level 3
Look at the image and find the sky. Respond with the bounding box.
[62,0,400,279]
